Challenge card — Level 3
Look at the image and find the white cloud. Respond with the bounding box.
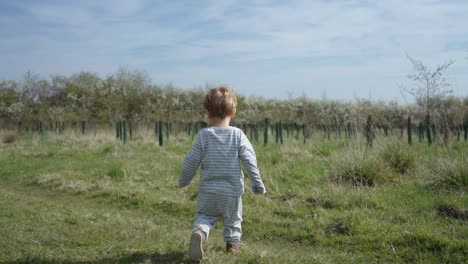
[1,0,467,99]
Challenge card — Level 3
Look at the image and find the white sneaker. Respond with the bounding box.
[189,228,205,262]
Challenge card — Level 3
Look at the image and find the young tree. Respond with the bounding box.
[401,55,454,146]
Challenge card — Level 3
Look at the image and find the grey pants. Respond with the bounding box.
[192,192,243,243]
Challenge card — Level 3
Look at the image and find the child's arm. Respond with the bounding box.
[178,132,203,187]
[239,132,267,194]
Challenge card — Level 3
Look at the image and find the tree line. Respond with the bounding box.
[1,67,467,144]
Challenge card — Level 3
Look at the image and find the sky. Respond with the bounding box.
[0,0,467,101]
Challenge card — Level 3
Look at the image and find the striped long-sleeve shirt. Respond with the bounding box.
[179,126,266,196]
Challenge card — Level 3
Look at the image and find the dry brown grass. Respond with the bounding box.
[1,131,19,144]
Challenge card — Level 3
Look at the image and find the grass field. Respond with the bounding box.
[0,130,467,263]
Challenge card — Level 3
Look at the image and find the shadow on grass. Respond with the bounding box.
[9,251,188,264]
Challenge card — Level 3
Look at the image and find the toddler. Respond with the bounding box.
[178,86,266,262]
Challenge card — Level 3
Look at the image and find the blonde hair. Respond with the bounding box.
[203,86,237,119]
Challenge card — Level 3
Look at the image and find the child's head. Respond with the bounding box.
[203,86,237,119]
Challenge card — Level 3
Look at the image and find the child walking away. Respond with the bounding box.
[178,86,267,262]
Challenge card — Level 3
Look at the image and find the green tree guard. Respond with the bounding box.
[39,121,45,135]
[465,126,468,141]
[365,115,375,147]
[191,122,197,141]
[121,120,125,141]
[275,123,279,144]
[154,121,158,139]
[431,124,437,142]
[128,121,133,140]
[464,119,468,141]
[302,124,307,143]
[81,121,86,135]
[117,121,121,141]
[407,116,412,145]
[122,120,127,143]
[418,122,424,142]
[295,123,299,140]
[116,121,120,139]
[118,120,122,142]
[254,123,259,143]
[425,115,432,146]
[249,124,253,141]
[264,118,269,146]
[347,123,352,139]
[158,121,163,146]
[165,122,170,141]
[279,121,284,144]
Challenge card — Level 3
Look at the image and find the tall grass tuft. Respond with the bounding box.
[430,157,468,190]
[106,162,125,180]
[379,141,416,174]
[328,145,396,186]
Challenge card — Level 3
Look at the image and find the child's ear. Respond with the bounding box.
[205,109,211,118]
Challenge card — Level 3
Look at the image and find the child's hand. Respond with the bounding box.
[252,186,266,195]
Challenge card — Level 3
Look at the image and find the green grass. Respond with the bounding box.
[0,130,467,263]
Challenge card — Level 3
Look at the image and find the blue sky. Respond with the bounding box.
[1,0,467,101]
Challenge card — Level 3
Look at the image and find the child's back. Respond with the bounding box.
[178,86,266,262]
[179,126,264,196]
